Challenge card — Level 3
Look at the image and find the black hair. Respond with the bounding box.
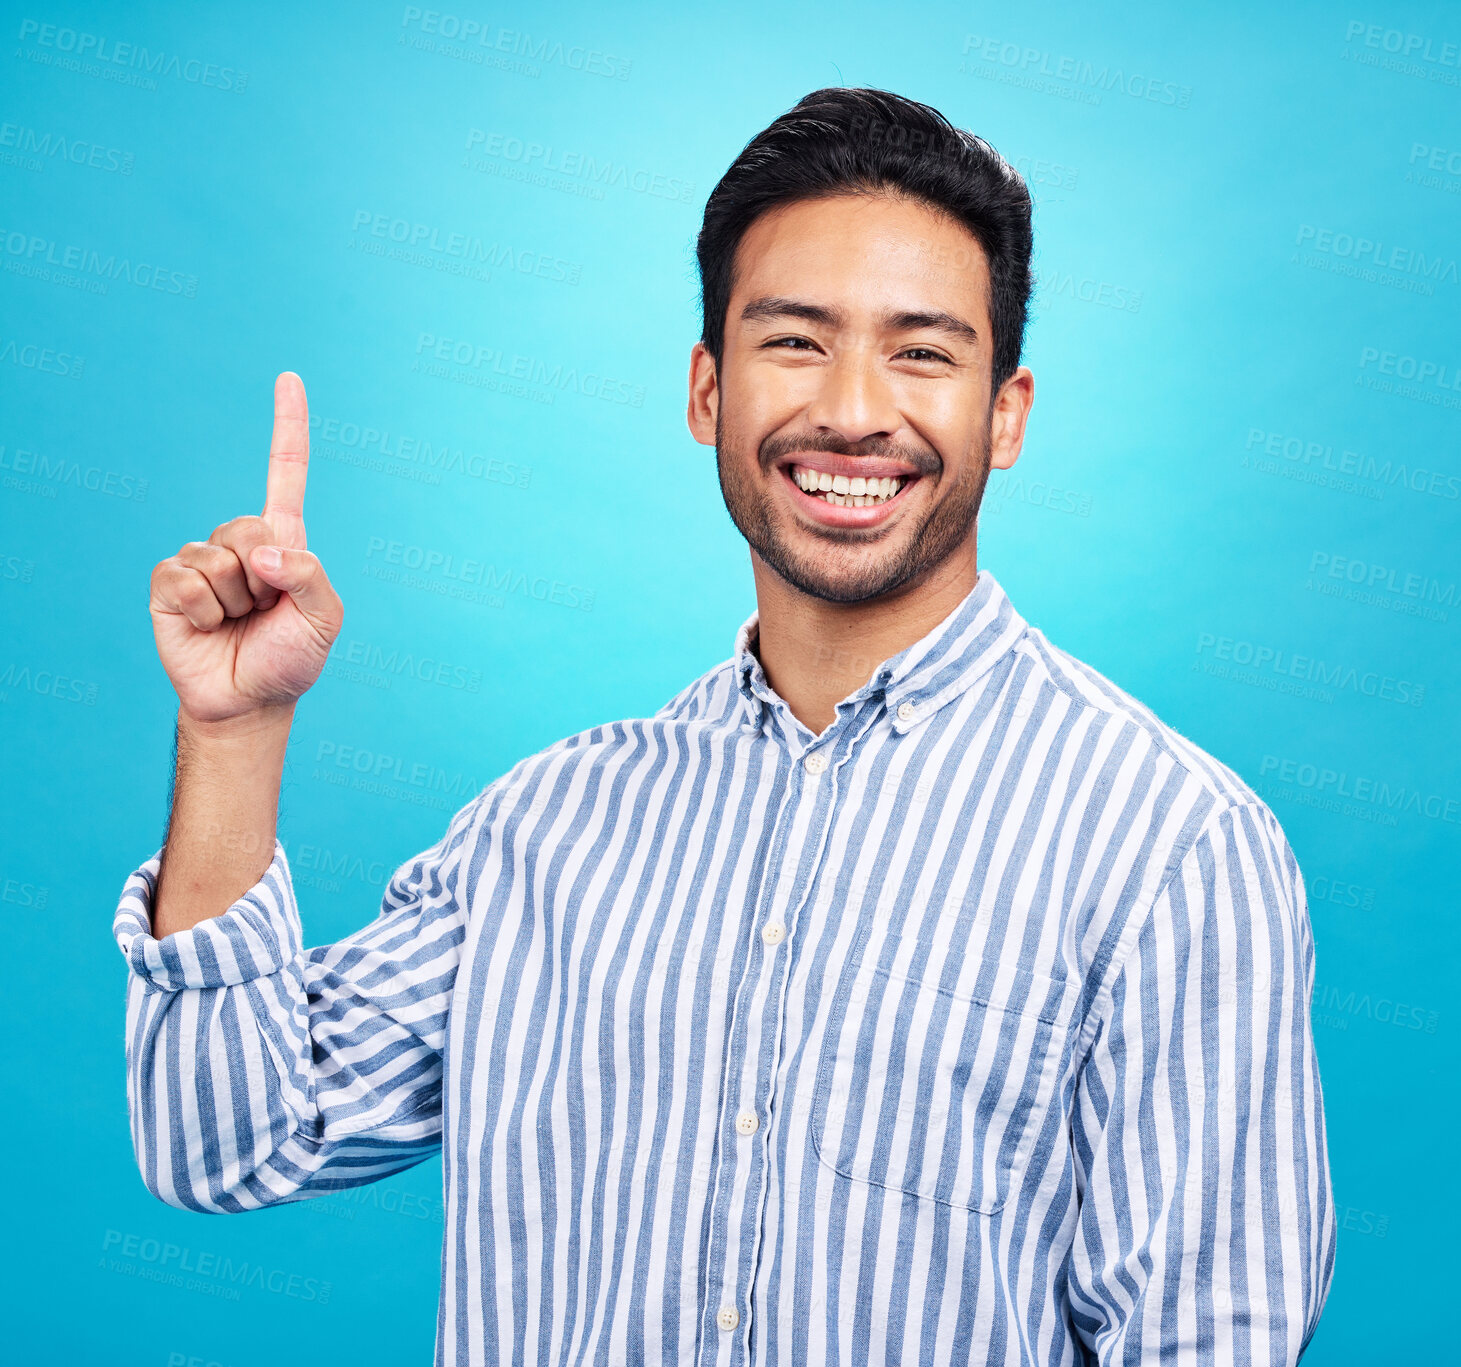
[695,87,1034,397]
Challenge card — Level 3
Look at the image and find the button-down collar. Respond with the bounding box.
[732,568,1028,737]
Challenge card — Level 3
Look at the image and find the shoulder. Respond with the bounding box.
[1016,622,1279,819]
[1013,630,1317,1030]
[470,655,748,812]
[1012,622,1305,921]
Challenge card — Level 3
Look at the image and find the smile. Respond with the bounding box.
[787,463,909,507]
[777,460,922,528]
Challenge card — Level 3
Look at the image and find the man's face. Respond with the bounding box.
[687,192,1031,605]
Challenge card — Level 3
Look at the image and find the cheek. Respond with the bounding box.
[727,365,806,425]
[900,379,979,431]
[720,380,804,459]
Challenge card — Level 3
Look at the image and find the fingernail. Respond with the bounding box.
[256,546,282,570]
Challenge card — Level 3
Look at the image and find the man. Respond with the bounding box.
[115,87,1335,1364]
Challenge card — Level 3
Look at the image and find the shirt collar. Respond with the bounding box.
[732,569,1028,735]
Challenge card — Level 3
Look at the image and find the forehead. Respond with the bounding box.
[729,192,990,329]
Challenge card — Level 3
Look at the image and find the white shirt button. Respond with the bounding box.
[761,921,786,946]
[897,700,917,722]
[717,1305,740,1331]
[735,1109,759,1135]
[803,751,828,774]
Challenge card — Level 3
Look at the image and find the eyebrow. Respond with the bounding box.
[738,295,980,347]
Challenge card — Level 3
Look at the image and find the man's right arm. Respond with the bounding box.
[117,370,484,1211]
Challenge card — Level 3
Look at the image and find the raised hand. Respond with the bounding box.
[149,372,344,726]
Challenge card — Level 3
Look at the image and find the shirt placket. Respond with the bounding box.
[699,712,862,1366]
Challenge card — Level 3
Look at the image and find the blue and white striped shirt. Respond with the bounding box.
[114,568,1335,1365]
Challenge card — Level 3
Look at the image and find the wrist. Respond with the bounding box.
[177,700,296,749]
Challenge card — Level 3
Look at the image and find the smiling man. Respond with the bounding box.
[115,88,1334,1365]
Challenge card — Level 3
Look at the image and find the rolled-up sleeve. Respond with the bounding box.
[1067,799,1337,1363]
[112,790,491,1214]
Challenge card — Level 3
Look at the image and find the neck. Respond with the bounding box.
[748,540,979,737]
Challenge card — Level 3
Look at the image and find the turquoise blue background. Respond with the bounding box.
[3,0,1456,1360]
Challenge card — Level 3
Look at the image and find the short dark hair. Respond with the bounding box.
[695,87,1034,398]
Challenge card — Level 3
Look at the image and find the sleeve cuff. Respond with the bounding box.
[113,837,303,991]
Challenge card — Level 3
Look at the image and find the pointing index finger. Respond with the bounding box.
[264,371,309,551]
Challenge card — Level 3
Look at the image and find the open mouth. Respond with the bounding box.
[783,463,919,510]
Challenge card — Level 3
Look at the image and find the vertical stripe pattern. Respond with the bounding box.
[114,569,1336,1364]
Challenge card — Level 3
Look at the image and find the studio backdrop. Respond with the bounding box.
[2,1,1456,1362]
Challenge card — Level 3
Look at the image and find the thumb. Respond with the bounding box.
[248,545,342,637]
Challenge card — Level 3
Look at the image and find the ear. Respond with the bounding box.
[686,341,719,446]
[989,366,1035,472]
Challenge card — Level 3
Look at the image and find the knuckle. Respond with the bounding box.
[157,558,191,589]
[174,571,207,605]
[214,514,269,542]
[190,541,233,570]
[189,539,229,566]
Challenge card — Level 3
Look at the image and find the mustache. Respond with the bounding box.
[759,431,942,478]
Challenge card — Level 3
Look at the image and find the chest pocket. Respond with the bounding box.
[810,953,1077,1216]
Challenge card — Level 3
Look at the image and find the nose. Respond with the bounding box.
[804,351,901,445]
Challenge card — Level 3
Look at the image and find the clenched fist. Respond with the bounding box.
[149,372,343,725]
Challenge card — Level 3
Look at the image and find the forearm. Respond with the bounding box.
[153,702,295,937]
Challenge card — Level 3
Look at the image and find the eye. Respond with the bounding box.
[763,336,818,351]
[899,347,952,363]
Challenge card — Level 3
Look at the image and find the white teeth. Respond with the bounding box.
[791,465,905,507]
